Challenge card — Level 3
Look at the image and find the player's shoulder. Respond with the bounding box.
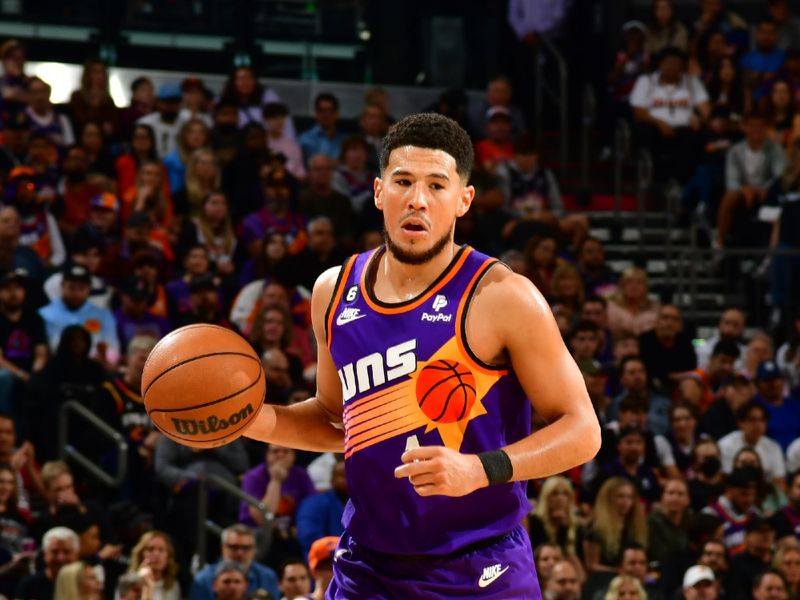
[474,262,550,315]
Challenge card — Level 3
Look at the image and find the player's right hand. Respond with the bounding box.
[394,446,489,497]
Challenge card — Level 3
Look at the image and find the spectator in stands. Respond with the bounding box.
[298,154,357,245]
[15,526,78,600]
[742,21,785,95]
[767,147,800,319]
[529,476,585,577]
[463,171,512,256]
[67,58,117,140]
[0,461,30,550]
[596,426,661,504]
[45,230,111,308]
[535,544,563,590]
[610,356,671,436]
[163,118,209,195]
[497,136,589,253]
[307,536,337,600]
[768,0,800,51]
[57,145,103,236]
[166,245,215,321]
[523,233,560,297]
[190,524,280,600]
[703,467,760,555]
[358,101,388,171]
[224,122,278,219]
[218,67,294,137]
[79,120,115,181]
[582,296,616,365]
[210,561,247,600]
[0,39,27,119]
[179,77,212,128]
[474,106,515,172]
[0,207,43,285]
[0,268,47,414]
[648,478,690,566]
[639,304,697,393]
[754,359,800,451]
[0,111,31,175]
[8,167,65,268]
[733,447,785,515]
[331,134,376,214]
[719,401,785,486]
[176,190,236,278]
[570,320,601,363]
[550,264,585,315]
[701,372,754,440]
[727,517,776,600]
[174,274,230,328]
[115,124,161,201]
[250,304,305,385]
[297,458,350,560]
[774,546,800,599]
[630,47,710,183]
[122,160,175,243]
[24,76,74,148]
[545,559,582,600]
[299,93,345,163]
[706,58,749,124]
[603,575,646,600]
[696,308,746,370]
[119,77,155,141]
[776,310,800,391]
[469,75,526,140]
[138,83,182,158]
[647,0,688,54]
[761,79,799,151]
[683,339,742,411]
[581,359,612,425]
[688,439,725,512]
[114,277,170,351]
[717,112,784,249]
[682,565,719,600]
[584,477,647,573]
[576,238,617,299]
[607,267,659,338]
[264,102,305,181]
[743,333,774,381]
[770,470,800,545]
[277,560,311,600]
[125,530,180,600]
[53,560,102,600]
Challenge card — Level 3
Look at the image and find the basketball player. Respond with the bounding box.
[245,113,600,598]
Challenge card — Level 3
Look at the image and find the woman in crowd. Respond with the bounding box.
[238,230,289,287]
[647,478,690,567]
[774,545,800,599]
[687,438,725,512]
[0,463,29,553]
[54,561,103,600]
[79,120,115,180]
[249,303,306,383]
[173,149,221,220]
[665,400,699,474]
[523,233,560,298]
[550,264,585,314]
[743,331,774,380]
[706,56,749,122]
[530,476,586,581]
[646,0,688,54]
[761,79,800,150]
[604,575,647,600]
[584,477,647,573]
[733,447,787,515]
[126,530,181,600]
[607,267,660,337]
[177,190,236,276]
[163,118,210,195]
[115,124,166,199]
[777,310,800,390]
[68,58,118,139]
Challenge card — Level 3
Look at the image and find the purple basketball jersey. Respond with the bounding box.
[326,245,532,555]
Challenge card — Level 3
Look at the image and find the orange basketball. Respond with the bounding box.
[415,359,476,423]
[141,324,266,449]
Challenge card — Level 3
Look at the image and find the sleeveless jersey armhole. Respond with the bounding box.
[456,259,510,373]
[324,255,355,348]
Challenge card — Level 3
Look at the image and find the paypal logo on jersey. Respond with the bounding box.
[421,294,452,323]
[337,339,417,402]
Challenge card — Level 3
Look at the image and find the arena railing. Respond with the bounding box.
[579,84,596,196]
[535,35,568,176]
[193,473,273,569]
[58,400,128,488]
[613,119,632,224]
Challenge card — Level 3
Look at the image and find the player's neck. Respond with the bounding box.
[380,242,458,301]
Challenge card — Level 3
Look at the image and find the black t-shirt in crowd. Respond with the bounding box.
[0,311,46,373]
[14,572,52,600]
[638,330,697,392]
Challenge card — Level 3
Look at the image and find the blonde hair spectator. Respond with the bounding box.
[608,267,659,337]
[605,574,648,600]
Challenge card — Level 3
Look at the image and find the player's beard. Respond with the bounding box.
[383,223,453,265]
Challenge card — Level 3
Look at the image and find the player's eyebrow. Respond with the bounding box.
[391,169,450,181]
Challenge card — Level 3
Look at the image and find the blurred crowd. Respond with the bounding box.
[0,0,797,599]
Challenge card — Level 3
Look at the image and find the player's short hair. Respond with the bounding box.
[380,113,474,180]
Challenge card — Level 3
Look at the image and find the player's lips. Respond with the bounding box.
[400,217,429,236]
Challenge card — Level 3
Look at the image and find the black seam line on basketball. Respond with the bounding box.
[459,259,508,372]
[150,410,258,444]
[143,351,260,397]
[147,365,263,414]
[448,381,476,421]
[324,254,354,345]
[417,372,463,408]
[363,244,468,309]
[422,362,461,373]
[346,422,419,454]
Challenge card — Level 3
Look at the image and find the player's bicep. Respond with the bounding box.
[500,275,591,422]
[310,266,344,422]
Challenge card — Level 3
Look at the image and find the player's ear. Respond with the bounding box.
[374,176,383,210]
[456,184,475,218]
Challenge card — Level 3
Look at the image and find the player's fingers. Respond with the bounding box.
[412,482,440,496]
[401,446,445,463]
[408,472,439,487]
[394,461,435,479]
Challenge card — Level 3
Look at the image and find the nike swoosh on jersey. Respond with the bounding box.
[336,312,366,326]
[478,565,510,588]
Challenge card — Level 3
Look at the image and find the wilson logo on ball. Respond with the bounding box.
[171,403,254,436]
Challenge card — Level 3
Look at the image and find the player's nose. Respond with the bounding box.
[407,182,430,210]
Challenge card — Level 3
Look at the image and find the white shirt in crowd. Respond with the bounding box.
[718,430,786,481]
[137,112,180,158]
[630,73,709,128]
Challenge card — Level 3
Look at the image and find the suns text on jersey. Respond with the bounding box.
[337,339,417,402]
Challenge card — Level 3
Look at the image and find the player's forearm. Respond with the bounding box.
[244,398,344,452]
[502,411,600,482]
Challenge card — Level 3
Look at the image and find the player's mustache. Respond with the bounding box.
[399,212,431,229]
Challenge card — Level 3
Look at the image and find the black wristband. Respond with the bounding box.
[477,449,513,485]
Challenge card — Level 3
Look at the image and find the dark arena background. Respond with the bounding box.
[0,0,799,599]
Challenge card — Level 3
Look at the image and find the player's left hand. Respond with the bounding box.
[394,446,489,497]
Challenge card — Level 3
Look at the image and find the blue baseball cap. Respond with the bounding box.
[157,82,182,100]
[756,360,782,381]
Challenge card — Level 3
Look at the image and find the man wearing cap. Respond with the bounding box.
[44,230,111,309]
[469,76,527,141]
[113,277,171,352]
[242,167,307,257]
[754,360,800,451]
[700,372,755,441]
[579,358,611,425]
[718,401,786,486]
[0,268,47,417]
[307,536,337,600]
[474,106,515,172]
[190,524,280,600]
[212,560,248,600]
[0,207,45,284]
[703,467,760,555]
[727,516,776,600]
[175,273,230,329]
[38,264,120,365]
[683,565,719,600]
[137,83,182,158]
